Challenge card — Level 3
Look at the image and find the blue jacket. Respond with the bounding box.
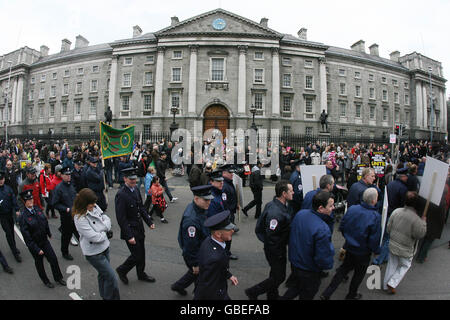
[387,178,408,215]
[289,170,304,206]
[289,209,335,272]
[222,177,237,213]
[301,188,320,211]
[0,184,19,216]
[51,181,77,214]
[144,173,153,195]
[347,180,382,210]
[85,166,105,193]
[62,157,74,171]
[340,203,381,255]
[178,202,210,267]
[206,186,226,218]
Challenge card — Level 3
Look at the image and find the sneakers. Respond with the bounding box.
[70,236,79,246]
[161,218,169,224]
[170,197,178,203]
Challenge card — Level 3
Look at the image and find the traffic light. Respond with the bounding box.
[395,125,400,135]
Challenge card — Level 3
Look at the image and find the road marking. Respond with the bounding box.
[69,292,83,300]
[14,224,25,245]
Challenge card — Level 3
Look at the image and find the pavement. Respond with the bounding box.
[0,173,449,300]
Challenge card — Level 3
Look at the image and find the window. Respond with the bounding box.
[64,70,70,77]
[29,90,34,101]
[283,74,292,88]
[49,103,55,117]
[282,96,291,113]
[355,104,361,118]
[405,94,410,105]
[91,80,98,92]
[254,52,264,60]
[75,127,81,135]
[339,83,346,95]
[89,126,95,134]
[143,94,152,115]
[78,68,84,75]
[92,65,99,73]
[39,105,44,118]
[143,124,152,138]
[340,102,347,117]
[405,111,410,123]
[31,77,35,84]
[305,127,313,136]
[75,101,81,115]
[305,76,313,89]
[39,87,44,99]
[369,74,374,82]
[63,84,69,96]
[172,68,182,82]
[369,88,375,99]
[90,100,97,114]
[282,57,291,66]
[76,82,83,94]
[355,85,361,97]
[338,69,346,76]
[171,92,180,108]
[254,69,264,83]
[381,76,387,83]
[29,106,33,120]
[370,105,375,119]
[122,73,131,87]
[283,126,291,136]
[394,92,399,104]
[392,79,398,87]
[305,98,313,113]
[52,72,57,80]
[61,127,67,134]
[41,74,46,82]
[145,55,154,64]
[395,109,400,122]
[122,96,130,111]
[211,58,225,81]
[383,108,388,121]
[62,102,67,116]
[124,57,133,66]
[172,50,183,59]
[340,128,346,136]
[144,72,153,86]
[404,82,409,89]
[355,71,361,79]
[382,90,388,101]
[305,60,313,68]
[50,86,56,97]
[254,93,264,115]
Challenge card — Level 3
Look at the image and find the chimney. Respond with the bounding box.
[61,39,72,53]
[351,40,366,53]
[260,18,269,28]
[171,16,179,26]
[369,44,379,56]
[75,35,89,49]
[297,28,307,41]
[133,25,142,38]
[40,45,49,57]
[390,51,400,62]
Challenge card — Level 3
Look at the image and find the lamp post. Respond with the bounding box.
[250,104,258,132]
[170,106,179,139]
[428,67,434,144]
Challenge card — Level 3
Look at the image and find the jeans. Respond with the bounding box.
[160,179,173,201]
[85,248,120,300]
[373,233,389,265]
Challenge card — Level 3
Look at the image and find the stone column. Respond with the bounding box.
[319,57,327,114]
[271,47,280,116]
[188,45,198,115]
[416,82,423,128]
[109,55,119,117]
[441,89,446,132]
[154,46,165,115]
[238,45,248,115]
[15,75,24,124]
[422,84,428,128]
[11,76,18,124]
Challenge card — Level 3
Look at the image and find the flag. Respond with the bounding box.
[99,122,135,159]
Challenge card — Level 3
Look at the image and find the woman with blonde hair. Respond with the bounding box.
[73,188,120,300]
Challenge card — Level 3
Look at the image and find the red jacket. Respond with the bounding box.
[39,170,55,196]
[151,183,164,204]
[22,181,43,210]
[51,175,63,188]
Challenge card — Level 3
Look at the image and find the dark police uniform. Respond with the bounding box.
[289,161,304,213]
[247,197,292,300]
[51,167,79,260]
[71,161,86,192]
[194,210,236,300]
[0,170,21,262]
[206,170,226,218]
[220,165,238,223]
[171,185,214,296]
[85,157,107,211]
[115,167,155,284]
[19,189,65,288]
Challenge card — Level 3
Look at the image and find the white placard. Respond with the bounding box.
[300,165,327,198]
[419,156,449,206]
[390,134,396,144]
[380,187,388,246]
[233,173,244,209]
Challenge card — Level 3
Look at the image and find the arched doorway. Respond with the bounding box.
[203,104,230,138]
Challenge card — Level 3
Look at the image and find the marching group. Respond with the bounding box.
[0,137,449,300]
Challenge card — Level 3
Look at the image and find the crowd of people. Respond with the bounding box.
[0,136,449,300]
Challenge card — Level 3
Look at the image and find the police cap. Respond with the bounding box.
[20,189,34,201]
[191,185,214,200]
[204,210,236,231]
[61,167,72,175]
[26,167,37,174]
[209,169,224,181]
[121,167,138,180]
[220,164,236,173]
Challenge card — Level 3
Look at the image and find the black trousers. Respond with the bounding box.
[45,192,55,217]
[293,267,322,300]
[0,214,19,255]
[0,249,9,268]
[247,249,287,300]
[244,188,262,218]
[117,238,147,278]
[173,257,198,290]
[321,252,371,299]
[30,240,63,284]
[60,211,80,255]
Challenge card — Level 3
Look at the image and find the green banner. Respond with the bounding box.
[100,122,135,159]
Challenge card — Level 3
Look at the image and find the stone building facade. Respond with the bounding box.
[0,9,447,140]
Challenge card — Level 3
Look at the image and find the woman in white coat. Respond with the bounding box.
[73,188,120,300]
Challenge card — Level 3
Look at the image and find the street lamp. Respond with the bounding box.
[428,67,434,144]
[249,104,258,131]
[170,105,179,138]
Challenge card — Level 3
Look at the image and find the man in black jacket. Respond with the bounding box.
[245,180,294,300]
[243,162,264,219]
[85,157,107,211]
[156,152,177,203]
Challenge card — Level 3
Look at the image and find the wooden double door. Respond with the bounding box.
[203,105,229,138]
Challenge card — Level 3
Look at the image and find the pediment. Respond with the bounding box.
[156,9,282,39]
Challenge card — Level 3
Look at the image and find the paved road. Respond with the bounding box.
[1,175,449,300]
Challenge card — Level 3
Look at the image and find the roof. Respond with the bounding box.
[112,33,157,46]
[281,34,328,50]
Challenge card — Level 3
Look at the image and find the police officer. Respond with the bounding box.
[194,210,238,300]
[72,161,85,192]
[207,170,226,218]
[115,167,156,285]
[289,159,304,214]
[245,180,294,300]
[52,167,79,260]
[18,167,44,212]
[220,164,238,224]
[19,189,66,288]
[85,156,107,211]
[171,185,214,296]
[0,170,22,262]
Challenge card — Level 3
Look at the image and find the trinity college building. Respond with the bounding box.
[0,8,447,140]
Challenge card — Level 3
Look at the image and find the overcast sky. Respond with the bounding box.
[1,0,448,95]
